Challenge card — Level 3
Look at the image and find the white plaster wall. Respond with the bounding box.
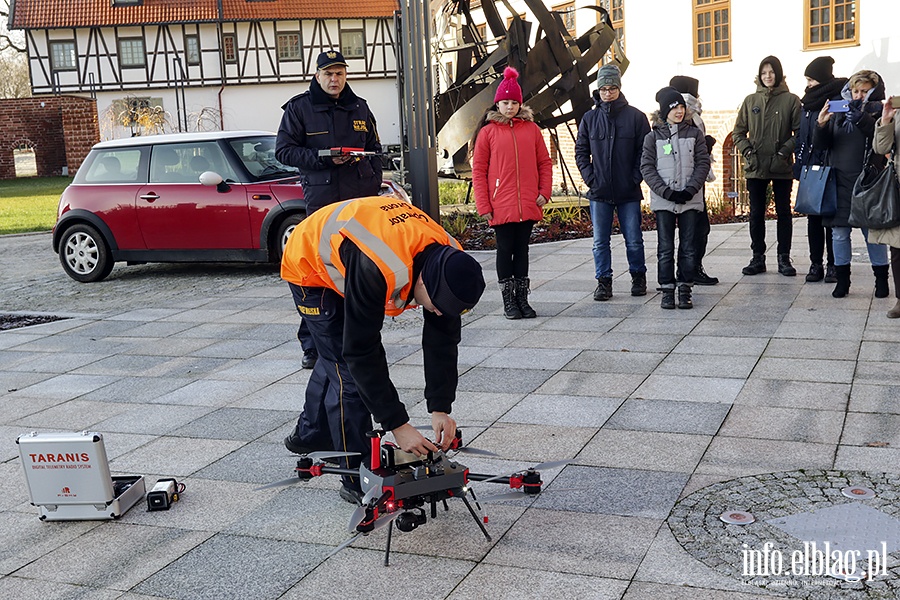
[621,0,900,114]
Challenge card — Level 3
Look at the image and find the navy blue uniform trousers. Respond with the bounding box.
[289,283,372,491]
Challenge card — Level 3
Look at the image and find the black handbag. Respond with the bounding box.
[849,149,900,229]
[795,163,837,216]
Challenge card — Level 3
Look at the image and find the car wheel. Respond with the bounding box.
[276,214,305,261]
[59,224,114,282]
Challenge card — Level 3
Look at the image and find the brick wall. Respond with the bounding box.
[0,96,99,180]
[542,109,741,210]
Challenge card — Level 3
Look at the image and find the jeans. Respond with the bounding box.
[694,208,711,263]
[831,226,889,267]
[590,200,646,279]
[494,220,535,280]
[655,210,698,286]
[747,178,793,255]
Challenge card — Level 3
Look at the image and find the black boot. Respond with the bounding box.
[677,283,693,309]
[805,263,824,282]
[694,264,719,285]
[824,263,837,283]
[630,271,647,296]
[742,254,766,275]
[594,277,612,301]
[500,278,522,319]
[777,254,797,276]
[514,277,537,318]
[832,265,851,298]
[873,265,890,298]
[659,287,676,309]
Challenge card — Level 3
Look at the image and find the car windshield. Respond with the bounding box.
[229,136,298,181]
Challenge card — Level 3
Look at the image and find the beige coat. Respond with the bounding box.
[868,117,900,247]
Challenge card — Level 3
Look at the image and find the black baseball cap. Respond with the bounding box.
[316,50,348,70]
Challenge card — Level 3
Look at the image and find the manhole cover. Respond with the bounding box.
[668,470,900,598]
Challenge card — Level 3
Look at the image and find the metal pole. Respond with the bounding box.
[399,0,439,219]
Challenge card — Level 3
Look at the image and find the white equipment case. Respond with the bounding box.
[17,431,145,521]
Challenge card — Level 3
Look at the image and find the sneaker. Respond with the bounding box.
[805,263,824,282]
[339,485,364,505]
[694,264,719,286]
[824,264,837,283]
[301,348,318,369]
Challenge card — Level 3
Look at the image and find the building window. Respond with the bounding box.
[118,38,146,68]
[553,2,576,36]
[222,34,236,63]
[341,29,365,59]
[598,0,625,63]
[277,33,301,61]
[693,0,730,63]
[49,41,77,72]
[805,0,857,49]
[185,35,200,66]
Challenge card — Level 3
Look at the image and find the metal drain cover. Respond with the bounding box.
[768,502,900,556]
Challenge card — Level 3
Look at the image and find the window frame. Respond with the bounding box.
[49,40,77,72]
[804,0,858,50]
[184,34,200,66]
[597,0,625,63]
[340,29,366,59]
[276,32,301,62]
[552,2,577,36]
[692,0,731,64]
[222,33,237,64]
[118,37,147,69]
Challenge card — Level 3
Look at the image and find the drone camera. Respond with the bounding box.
[396,509,427,533]
[147,478,180,511]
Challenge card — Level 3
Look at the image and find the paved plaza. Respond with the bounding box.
[2,218,900,599]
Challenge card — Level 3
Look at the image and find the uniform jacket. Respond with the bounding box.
[793,78,848,178]
[281,197,464,431]
[813,77,886,228]
[275,79,382,213]
[575,91,650,204]
[640,113,711,214]
[870,115,900,247]
[472,105,553,226]
[732,79,801,180]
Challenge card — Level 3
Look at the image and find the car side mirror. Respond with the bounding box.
[199,171,230,193]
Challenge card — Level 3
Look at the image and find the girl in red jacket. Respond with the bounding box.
[471,67,553,319]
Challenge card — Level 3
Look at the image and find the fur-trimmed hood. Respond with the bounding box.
[486,104,536,125]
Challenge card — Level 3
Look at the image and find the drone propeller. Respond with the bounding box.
[330,510,402,560]
[253,476,304,491]
[305,450,360,461]
[449,446,498,457]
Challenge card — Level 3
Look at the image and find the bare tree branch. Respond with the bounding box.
[1,0,27,53]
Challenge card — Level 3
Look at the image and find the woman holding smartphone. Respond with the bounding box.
[814,70,888,298]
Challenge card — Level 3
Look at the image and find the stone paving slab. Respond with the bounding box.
[3,220,900,598]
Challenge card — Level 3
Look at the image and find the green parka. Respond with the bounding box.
[732,80,801,180]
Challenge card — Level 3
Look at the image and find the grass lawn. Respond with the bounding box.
[0,176,72,236]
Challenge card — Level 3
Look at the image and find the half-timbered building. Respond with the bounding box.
[9,0,402,142]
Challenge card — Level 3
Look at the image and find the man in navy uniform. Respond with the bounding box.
[276,50,383,372]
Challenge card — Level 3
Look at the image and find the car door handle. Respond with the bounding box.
[140,193,160,202]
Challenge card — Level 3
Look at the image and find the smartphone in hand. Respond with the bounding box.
[829,100,850,113]
[891,96,900,109]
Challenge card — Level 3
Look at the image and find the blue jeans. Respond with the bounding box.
[831,227,888,267]
[590,200,646,279]
[655,210,698,286]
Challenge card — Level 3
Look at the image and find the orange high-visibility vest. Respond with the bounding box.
[280,197,461,316]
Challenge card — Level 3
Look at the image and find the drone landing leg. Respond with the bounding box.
[442,499,449,512]
[384,520,394,567]
[460,493,492,542]
[430,496,437,518]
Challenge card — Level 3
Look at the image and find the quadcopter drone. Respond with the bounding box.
[257,429,568,565]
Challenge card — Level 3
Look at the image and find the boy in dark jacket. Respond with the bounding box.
[641,87,711,309]
[575,64,651,301]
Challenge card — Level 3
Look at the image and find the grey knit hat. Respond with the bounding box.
[596,64,622,89]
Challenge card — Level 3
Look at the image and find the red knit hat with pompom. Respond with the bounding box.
[494,67,523,104]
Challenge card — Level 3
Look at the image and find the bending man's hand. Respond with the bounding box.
[431,412,457,451]
[392,423,439,456]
